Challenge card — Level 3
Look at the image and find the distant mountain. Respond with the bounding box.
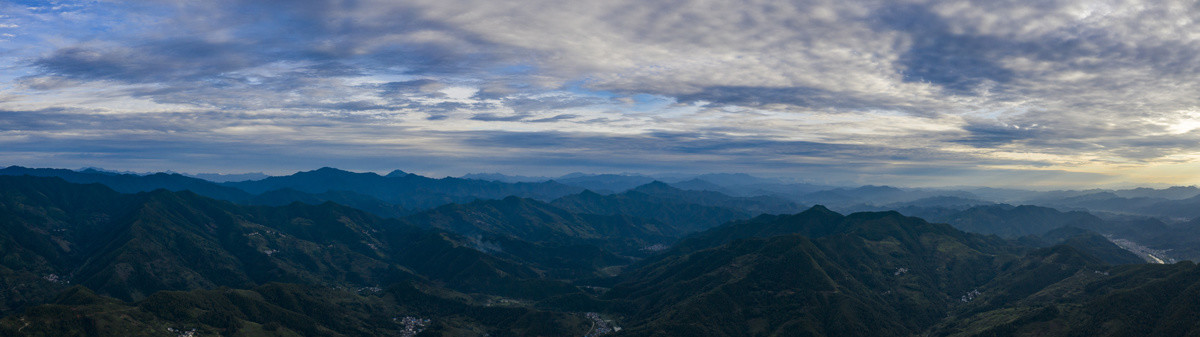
[737,182,838,197]
[841,196,995,221]
[1117,216,1200,261]
[552,173,657,193]
[551,190,746,234]
[630,181,803,215]
[550,182,803,233]
[1045,192,1200,220]
[1008,186,1200,209]
[658,205,846,257]
[1011,187,1200,220]
[886,195,994,209]
[183,171,271,182]
[403,196,679,256]
[927,204,1106,238]
[690,173,782,186]
[798,185,980,209]
[916,203,1200,263]
[660,205,1012,260]
[667,178,734,194]
[800,185,907,204]
[0,166,420,219]
[1112,185,1200,199]
[459,172,551,183]
[0,166,252,201]
[246,188,410,218]
[77,167,150,175]
[1025,227,1146,265]
[225,167,584,210]
[660,173,836,199]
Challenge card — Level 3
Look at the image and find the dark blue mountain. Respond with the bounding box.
[225,167,584,210]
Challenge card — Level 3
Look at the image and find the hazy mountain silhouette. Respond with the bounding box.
[225,167,584,210]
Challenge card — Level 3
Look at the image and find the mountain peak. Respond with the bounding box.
[385,169,409,177]
[297,167,371,177]
[802,204,836,214]
[852,185,903,193]
[78,167,116,175]
[631,180,677,193]
[578,189,604,197]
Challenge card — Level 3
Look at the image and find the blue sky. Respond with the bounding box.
[3,0,1200,187]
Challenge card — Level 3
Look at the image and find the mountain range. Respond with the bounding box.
[2,167,1200,336]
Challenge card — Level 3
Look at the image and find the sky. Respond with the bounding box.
[2,0,1200,188]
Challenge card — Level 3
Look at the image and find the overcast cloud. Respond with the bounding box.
[2,0,1200,187]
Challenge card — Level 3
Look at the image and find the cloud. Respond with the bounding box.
[526,114,578,123]
[4,0,1200,186]
[469,113,525,122]
[16,76,77,91]
[380,79,446,97]
[874,3,1015,94]
[34,40,261,83]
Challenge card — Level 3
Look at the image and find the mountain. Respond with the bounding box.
[1115,216,1200,262]
[887,196,994,209]
[918,203,1196,263]
[631,181,803,215]
[604,208,1018,337]
[0,166,415,219]
[665,174,835,199]
[668,178,734,194]
[245,188,410,218]
[798,185,905,205]
[550,187,751,233]
[690,173,782,187]
[0,166,252,201]
[403,196,680,256]
[1112,185,1200,199]
[225,167,584,210]
[800,185,969,208]
[933,258,1200,336]
[0,282,592,337]
[1023,226,1146,265]
[927,204,1106,238]
[12,170,1200,336]
[0,175,586,309]
[841,196,996,222]
[459,172,551,183]
[790,186,1001,212]
[183,172,271,183]
[1015,189,1200,220]
[601,206,1161,336]
[552,173,657,193]
[656,205,846,257]
[546,182,805,235]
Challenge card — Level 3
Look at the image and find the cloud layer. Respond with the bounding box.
[3,0,1200,187]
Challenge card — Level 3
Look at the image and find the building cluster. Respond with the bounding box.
[394,316,431,337]
[166,327,197,337]
[584,312,620,336]
[960,289,982,303]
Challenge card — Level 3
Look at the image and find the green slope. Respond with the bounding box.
[605,209,1019,337]
[406,196,679,256]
